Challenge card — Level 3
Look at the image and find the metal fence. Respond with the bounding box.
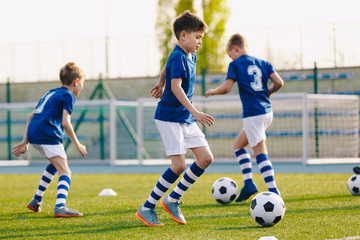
[1,22,360,83]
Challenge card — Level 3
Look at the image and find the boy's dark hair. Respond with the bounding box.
[227,34,248,52]
[173,10,208,40]
[59,62,85,86]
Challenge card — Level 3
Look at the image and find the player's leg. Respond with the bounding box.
[161,147,212,224]
[161,123,213,224]
[27,163,57,212]
[136,158,181,226]
[234,129,258,202]
[48,155,83,217]
[136,120,184,226]
[253,141,280,195]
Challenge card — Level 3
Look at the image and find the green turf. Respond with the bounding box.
[1,173,359,239]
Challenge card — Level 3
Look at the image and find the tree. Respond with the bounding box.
[198,0,230,73]
[155,0,230,73]
[155,0,178,69]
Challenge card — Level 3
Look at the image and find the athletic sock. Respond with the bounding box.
[256,153,279,194]
[235,148,254,185]
[33,163,57,203]
[143,167,179,209]
[169,162,205,200]
[55,175,71,208]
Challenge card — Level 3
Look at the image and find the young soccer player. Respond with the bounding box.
[12,62,87,217]
[205,33,284,202]
[135,10,214,226]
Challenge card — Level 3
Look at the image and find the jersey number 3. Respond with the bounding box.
[248,65,263,91]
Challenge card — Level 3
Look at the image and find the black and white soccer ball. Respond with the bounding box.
[212,177,238,205]
[250,191,285,227]
[347,174,360,196]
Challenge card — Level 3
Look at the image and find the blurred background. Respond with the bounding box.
[1,0,360,163]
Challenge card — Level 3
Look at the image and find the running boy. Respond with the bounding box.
[12,62,87,217]
[135,10,214,226]
[205,33,284,202]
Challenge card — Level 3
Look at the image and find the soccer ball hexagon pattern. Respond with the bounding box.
[250,191,285,227]
[212,177,238,205]
[347,174,360,196]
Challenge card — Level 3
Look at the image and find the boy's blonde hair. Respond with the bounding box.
[173,10,208,40]
[226,34,248,52]
[59,62,85,86]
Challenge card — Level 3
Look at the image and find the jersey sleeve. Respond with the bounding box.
[226,62,237,81]
[62,92,75,114]
[170,56,187,79]
[266,61,275,76]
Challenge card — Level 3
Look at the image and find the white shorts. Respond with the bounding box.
[31,144,67,159]
[243,112,273,147]
[155,120,209,156]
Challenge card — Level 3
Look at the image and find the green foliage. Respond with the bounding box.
[1,173,360,239]
[155,0,230,73]
[197,0,230,73]
[155,0,178,70]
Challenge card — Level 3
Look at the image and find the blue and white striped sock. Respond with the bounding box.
[34,163,57,203]
[235,148,254,185]
[143,168,179,209]
[55,175,71,208]
[169,162,205,201]
[256,153,279,195]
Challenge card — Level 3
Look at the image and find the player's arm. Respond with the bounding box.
[62,109,87,156]
[171,78,214,128]
[150,65,166,99]
[268,72,284,96]
[11,110,35,156]
[204,79,235,98]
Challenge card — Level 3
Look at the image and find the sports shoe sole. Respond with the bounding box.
[27,204,40,213]
[135,211,164,226]
[160,200,186,225]
[54,213,83,218]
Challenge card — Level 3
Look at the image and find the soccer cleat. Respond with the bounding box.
[54,206,83,217]
[235,182,258,202]
[269,188,281,196]
[135,206,164,226]
[27,198,42,213]
[353,166,360,174]
[160,195,186,224]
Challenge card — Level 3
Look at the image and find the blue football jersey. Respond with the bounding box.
[27,87,75,144]
[155,45,196,123]
[226,55,275,118]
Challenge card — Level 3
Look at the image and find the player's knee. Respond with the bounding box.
[173,164,186,175]
[200,154,213,168]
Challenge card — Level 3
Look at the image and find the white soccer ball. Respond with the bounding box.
[347,174,360,196]
[250,191,285,227]
[212,177,238,205]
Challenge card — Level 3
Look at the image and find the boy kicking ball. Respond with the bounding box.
[12,62,87,217]
[135,10,214,226]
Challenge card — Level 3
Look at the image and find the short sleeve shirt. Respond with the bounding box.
[27,87,75,144]
[226,55,275,118]
[155,45,197,123]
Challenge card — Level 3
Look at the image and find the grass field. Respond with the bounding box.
[1,173,360,239]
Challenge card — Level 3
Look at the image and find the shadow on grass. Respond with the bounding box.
[284,194,351,203]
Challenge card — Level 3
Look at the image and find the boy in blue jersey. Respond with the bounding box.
[135,10,214,226]
[12,62,87,217]
[205,33,284,202]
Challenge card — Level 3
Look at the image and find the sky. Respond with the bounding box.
[0,0,360,82]
[1,0,360,44]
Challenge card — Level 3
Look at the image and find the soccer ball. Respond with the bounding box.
[347,174,360,195]
[250,192,285,227]
[212,177,238,204]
